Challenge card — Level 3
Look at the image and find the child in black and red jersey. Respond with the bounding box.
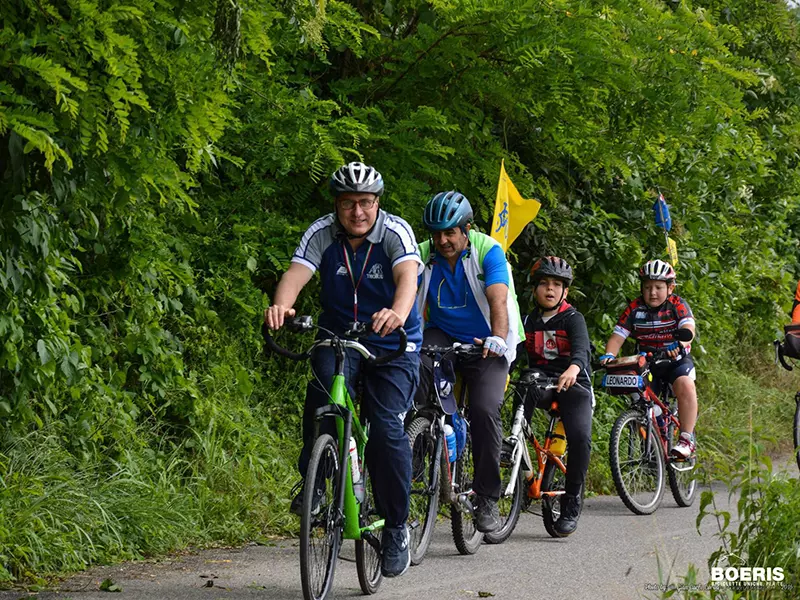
[516,256,593,537]
[599,259,698,459]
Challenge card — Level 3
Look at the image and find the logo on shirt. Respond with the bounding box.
[366,263,384,280]
[336,264,348,276]
[635,311,647,319]
[545,339,556,350]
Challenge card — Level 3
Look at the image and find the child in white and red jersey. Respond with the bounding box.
[599,259,698,459]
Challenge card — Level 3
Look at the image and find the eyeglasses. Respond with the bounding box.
[436,278,468,310]
[339,197,378,211]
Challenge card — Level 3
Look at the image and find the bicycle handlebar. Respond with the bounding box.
[262,318,408,365]
[775,339,794,372]
[515,369,560,391]
[420,343,484,357]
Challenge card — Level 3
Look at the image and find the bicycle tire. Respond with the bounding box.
[794,398,800,471]
[451,429,484,554]
[541,457,568,537]
[300,434,342,600]
[609,408,665,515]
[406,416,440,565]
[483,436,524,545]
[355,460,383,595]
[666,422,697,507]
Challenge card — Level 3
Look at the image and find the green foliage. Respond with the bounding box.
[2,0,800,581]
[657,448,800,599]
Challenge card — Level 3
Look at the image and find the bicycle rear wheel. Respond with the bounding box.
[666,423,697,507]
[483,436,524,545]
[451,429,484,554]
[541,457,568,538]
[300,434,342,600]
[406,416,440,565]
[355,461,383,595]
[609,409,665,515]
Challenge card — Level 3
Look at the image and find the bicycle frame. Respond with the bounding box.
[410,361,477,514]
[634,379,694,474]
[504,398,567,500]
[316,340,384,547]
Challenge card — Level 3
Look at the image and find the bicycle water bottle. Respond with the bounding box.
[451,410,466,459]
[652,405,667,435]
[550,420,567,456]
[349,437,365,502]
[444,424,457,462]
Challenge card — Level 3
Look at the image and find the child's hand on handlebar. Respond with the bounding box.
[557,364,580,392]
[598,353,615,365]
[665,341,682,359]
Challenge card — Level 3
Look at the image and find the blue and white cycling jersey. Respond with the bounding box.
[291,210,423,352]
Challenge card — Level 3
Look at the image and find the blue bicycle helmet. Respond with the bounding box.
[423,191,473,231]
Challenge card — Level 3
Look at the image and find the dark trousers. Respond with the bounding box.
[414,328,509,500]
[525,382,594,497]
[299,343,419,529]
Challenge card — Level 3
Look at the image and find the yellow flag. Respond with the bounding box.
[667,237,679,266]
[491,160,541,252]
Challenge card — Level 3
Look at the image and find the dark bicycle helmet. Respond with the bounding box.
[530,256,573,286]
[639,259,676,283]
[422,191,473,231]
[329,162,384,197]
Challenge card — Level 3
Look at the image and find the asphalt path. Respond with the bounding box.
[1,480,745,600]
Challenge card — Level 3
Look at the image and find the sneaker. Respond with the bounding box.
[289,480,323,517]
[473,495,501,533]
[554,493,582,537]
[381,525,410,578]
[671,432,696,460]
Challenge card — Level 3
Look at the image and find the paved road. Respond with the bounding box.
[1,482,743,600]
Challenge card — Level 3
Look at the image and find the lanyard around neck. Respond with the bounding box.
[342,241,374,321]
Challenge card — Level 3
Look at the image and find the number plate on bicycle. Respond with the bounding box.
[602,373,644,394]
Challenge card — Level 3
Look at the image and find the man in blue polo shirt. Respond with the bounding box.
[414,191,524,533]
[265,162,422,578]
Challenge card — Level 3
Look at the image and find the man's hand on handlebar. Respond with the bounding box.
[557,364,580,392]
[473,335,507,359]
[265,305,296,330]
[371,308,404,337]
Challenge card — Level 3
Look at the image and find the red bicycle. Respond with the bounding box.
[600,329,697,515]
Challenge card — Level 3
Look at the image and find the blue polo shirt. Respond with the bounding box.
[292,210,423,352]
[425,244,509,344]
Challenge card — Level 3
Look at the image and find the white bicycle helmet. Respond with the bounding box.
[639,259,676,283]
[329,162,384,197]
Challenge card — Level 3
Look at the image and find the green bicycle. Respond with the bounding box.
[262,318,407,600]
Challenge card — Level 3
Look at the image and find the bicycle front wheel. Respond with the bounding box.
[406,416,440,565]
[609,409,665,515]
[666,423,697,507]
[451,430,484,554]
[541,457,567,538]
[483,435,524,545]
[355,460,383,595]
[300,434,342,600]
